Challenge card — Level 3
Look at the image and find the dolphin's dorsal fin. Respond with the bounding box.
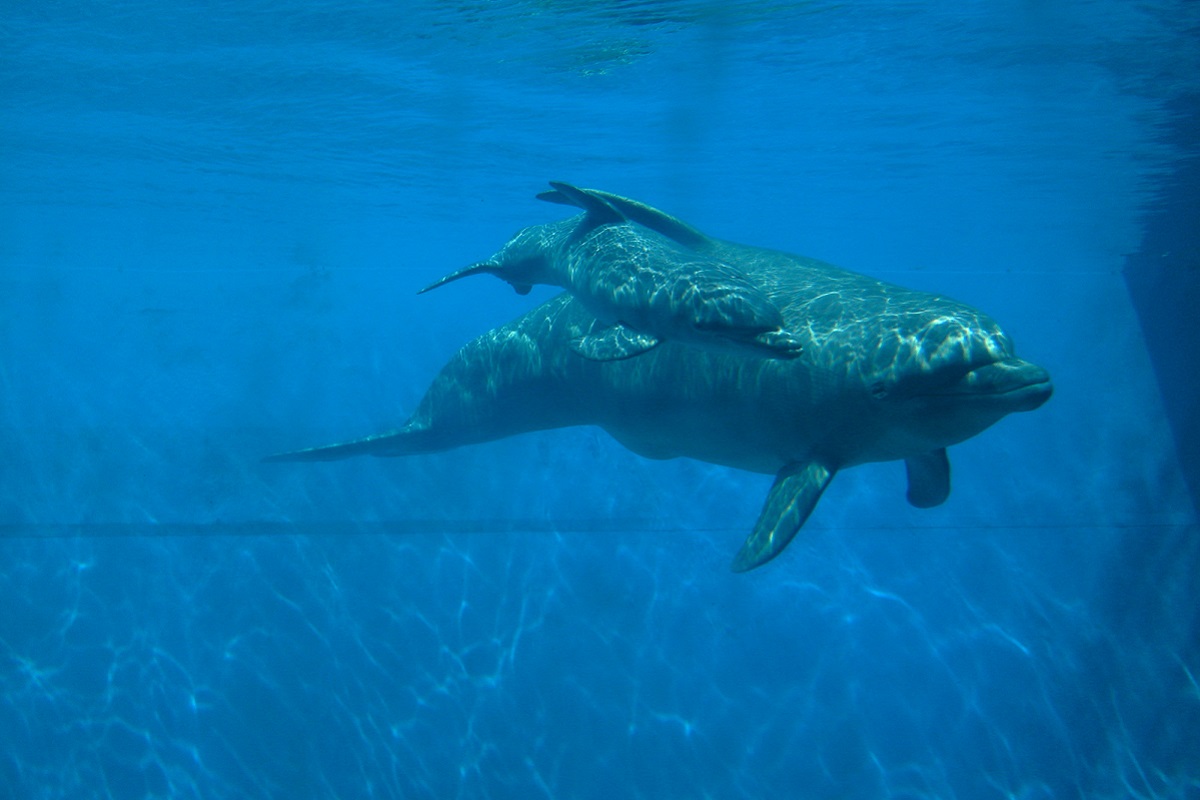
[904,448,950,508]
[545,181,625,229]
[731,461,834,572]
[537,183,710,250]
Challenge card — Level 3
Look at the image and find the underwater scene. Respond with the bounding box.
[2,2,1198,798]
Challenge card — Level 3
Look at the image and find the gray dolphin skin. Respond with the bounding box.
[418,181,804,360]
[267,185,1053,572]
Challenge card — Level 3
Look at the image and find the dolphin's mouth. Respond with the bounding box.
[884,355,1052,410]
[941,358,1053,411]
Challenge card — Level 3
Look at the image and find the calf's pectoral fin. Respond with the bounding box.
[904,448,950,508]
[751,328,804,358]
[731,461,835,573]
[570,322,660,361]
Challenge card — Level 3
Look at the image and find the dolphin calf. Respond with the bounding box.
[267,186,1052,572]
[418,181,804,361]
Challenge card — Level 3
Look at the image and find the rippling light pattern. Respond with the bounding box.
[1,0,1197,798]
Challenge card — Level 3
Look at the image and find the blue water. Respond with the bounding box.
[2,2,1198,798]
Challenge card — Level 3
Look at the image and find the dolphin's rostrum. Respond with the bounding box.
[267,185,1052,571]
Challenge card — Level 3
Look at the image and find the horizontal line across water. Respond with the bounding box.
[0,520,1190,538]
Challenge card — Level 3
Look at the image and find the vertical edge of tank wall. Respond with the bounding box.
[1122,92,1200,521]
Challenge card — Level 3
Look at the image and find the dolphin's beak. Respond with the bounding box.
[417,262,497,295]
[957,358,1053,412]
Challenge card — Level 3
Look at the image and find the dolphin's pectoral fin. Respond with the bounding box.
[570,322,660,361]
[905,448,950,508]
[732,461,835,572]
[751,328,805,358]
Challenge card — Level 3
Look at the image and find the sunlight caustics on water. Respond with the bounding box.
[1,2,1198,798]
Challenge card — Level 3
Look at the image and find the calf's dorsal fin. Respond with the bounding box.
[537,182,709,250]
[544,181,625,228]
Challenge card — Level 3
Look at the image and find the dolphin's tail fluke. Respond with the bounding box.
[418,262,514,295]
[262,428,429,463]
[422,262,535,297]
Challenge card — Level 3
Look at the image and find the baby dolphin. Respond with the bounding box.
[418,182,803,361]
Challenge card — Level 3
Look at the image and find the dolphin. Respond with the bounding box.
[418,181,804,361]
[267,186,1052,572]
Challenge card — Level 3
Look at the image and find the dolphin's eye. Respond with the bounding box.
[870,381,889,400]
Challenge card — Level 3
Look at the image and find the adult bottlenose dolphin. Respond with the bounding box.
[267,186,1052,571]
[418,181,804,360]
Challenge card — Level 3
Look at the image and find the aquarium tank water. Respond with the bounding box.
[1,2,1197,798]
